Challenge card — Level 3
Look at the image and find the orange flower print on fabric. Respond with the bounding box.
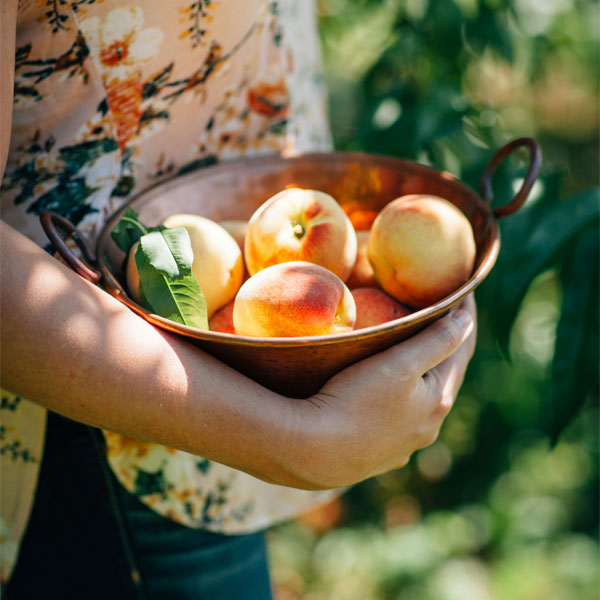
[100,39,131,67]
[106,80,143,149]
[80,6,164,147]
[103,431,153,460]
[247,77,289,119]
[103,431,179,462]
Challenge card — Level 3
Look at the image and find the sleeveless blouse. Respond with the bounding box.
[1,0,339,584]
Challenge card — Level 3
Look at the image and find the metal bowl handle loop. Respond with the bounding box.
[40,211,102,284]
[480,137,542,219]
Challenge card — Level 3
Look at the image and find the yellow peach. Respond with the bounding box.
[160,214,244,317]
[219,219,250,281]
[368,194,476,308]
[125,240,141,300]
[125,215,243,317]
[233,261,356,337]
[218,220,248,255]
[244,188,357,282]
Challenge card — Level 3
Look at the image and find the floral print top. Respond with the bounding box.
[1,0,338,584]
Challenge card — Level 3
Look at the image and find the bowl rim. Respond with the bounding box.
[96,150,500,347]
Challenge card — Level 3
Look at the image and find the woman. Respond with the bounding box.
[0,1,475,597]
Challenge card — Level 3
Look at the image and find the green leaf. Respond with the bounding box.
[135,228,208,330]
[491,188,600,357]
[463,5,514,62]
[140,228,195,279]
[111,207,149,253]
[550,224,599,442]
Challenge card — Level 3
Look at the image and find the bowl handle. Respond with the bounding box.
[40,211,102,284]
[480,137,542,219]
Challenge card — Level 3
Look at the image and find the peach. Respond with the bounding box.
[219,219,250,281]
[209,300,236,334]
[233,261,356,337]
[347,208,379,231]
[218,220,248,255]
[346,230,378,290]
[351,287,412,330]
[160,214,244,317]
[244,188,357,282]
[127,214,244,318]
[125,240,141,300]
[368,194,476,308]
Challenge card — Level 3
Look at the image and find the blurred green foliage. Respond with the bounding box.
[269,0,599,598]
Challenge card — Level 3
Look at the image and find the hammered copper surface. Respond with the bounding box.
[93,151,521,398]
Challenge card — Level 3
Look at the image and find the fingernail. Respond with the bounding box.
[451,308,473,330]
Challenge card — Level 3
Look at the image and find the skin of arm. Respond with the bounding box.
[0,3,476,491]
[1,0,17,175]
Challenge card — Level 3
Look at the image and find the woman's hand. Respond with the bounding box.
[291,295,476,489]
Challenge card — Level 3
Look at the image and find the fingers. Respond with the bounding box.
[422,295,477,423]
[459,294,477,359]
[424,340,471,421]
[398,304,475,376]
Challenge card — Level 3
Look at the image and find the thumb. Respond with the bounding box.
[399,308,474,376]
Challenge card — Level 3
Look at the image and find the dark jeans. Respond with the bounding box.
[5,412,273,600]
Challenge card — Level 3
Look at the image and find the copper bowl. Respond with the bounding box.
[41,138,541,398]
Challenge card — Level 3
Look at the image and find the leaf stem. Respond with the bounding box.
[120,215,149,236]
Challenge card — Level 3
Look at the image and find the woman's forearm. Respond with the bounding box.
[0,220,309,486]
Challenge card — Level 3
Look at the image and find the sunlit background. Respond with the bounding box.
[268,1,599,598]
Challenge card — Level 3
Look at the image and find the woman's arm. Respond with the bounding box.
[1,0,17,174]
[0,221,309,485]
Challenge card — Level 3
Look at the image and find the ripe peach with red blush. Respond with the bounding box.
[209,300,236,334]
[233,261,356,337]
[347,208,379,231]
[346,230,378,290]
[351,288,412,330]
[244,188,357,282]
